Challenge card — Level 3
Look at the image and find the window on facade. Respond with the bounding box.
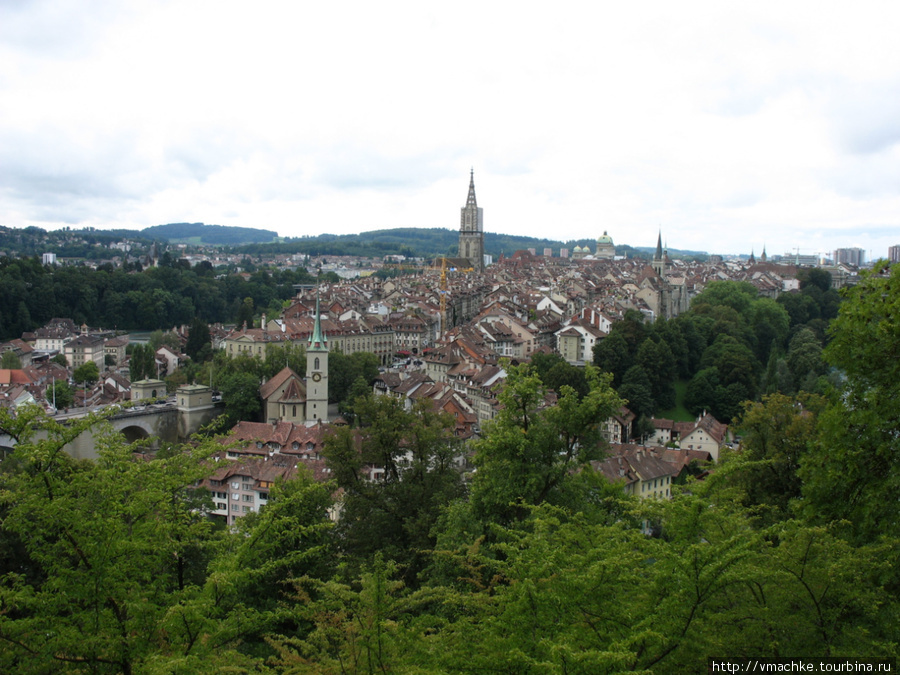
[231,482,240,490]
[242,482,252,491]
[259,492,268,501]
[242,506,250,513]
[314,357,320,370]
[242,494,253,502]
[231,504,239,511]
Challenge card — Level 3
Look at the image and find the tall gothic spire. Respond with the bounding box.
[655,230,663,260]
[466,168,477,208]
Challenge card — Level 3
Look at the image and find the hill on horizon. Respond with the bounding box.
[235,227,708,260]
[140,223,279,245]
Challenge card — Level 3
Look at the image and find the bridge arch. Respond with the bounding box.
[119,424,152,444]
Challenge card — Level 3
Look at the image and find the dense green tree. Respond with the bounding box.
[184,317,211,362]
[691,279,759,317]
[217,371,262,426]
[653,317,691,378]
[543,360,589,399]
[47,379,74,409]
[322,395,464,585]
[785,326,826,392]
[592,329,631,386]
[672,314,706,376]
[235,296,255,329]
[72,360,99,385]
[468,362,623,527]
[327,350,380,406]
[635,336,676,410]
[797,266,832,293]
[800,262,900,543]
[778,291,821,328]
[261,341,307,381]
[0,407,227,674]
[725,393,825,526]
[749,297,791,364]
[618,364,655,420]
[685,367,720,417]
[700,334,761,400]
[51,352,68,367]
[129,343,156,382]
[0,350,21,369]
[529,350,566,382]
[338,375,372,419]
[208,468,336,624]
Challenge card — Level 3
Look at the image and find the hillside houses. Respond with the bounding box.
[649,412,733,461]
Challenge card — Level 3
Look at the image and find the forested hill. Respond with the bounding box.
[234,227,707,260]
[140,223,279,245]
[0,223,707,260]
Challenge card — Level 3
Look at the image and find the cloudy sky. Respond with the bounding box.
[2,1,899,258]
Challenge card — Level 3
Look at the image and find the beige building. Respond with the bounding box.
[65,335,105,370]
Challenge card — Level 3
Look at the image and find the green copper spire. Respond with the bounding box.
[308,280,327,351]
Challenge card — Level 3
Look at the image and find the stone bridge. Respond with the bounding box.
[0,389,225,461]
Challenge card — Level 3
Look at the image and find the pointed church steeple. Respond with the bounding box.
[308,283,327,351]
[466,167,477,208]
[652,230,666,277]
[748,248,756,264]
[306,278,329,425]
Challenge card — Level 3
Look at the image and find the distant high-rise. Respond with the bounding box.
[458,169,484,272]
[889,245,900,264]
[834,247,865,267]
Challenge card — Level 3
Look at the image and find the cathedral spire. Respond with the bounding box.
[655,230,663,260]
[458,168,485,273]
[466,168,477,208]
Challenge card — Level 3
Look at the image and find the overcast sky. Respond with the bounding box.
[2,1,899,258]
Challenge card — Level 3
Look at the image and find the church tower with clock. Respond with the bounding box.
[305,285,329,425]
[458,169,484,272]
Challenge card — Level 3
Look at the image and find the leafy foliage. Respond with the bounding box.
[469,362,623,526]
[323,396,465,585]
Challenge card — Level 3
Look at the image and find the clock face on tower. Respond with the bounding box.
[312,372,322,382]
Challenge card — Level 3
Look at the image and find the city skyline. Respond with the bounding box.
[1,1,899,258]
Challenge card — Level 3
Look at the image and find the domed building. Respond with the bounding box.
[595,231,615,259]
[572,244,589,260]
